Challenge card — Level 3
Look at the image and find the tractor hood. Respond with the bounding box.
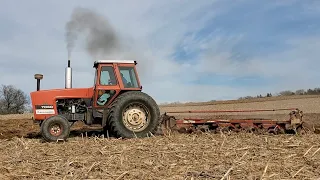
[30,87,94,109]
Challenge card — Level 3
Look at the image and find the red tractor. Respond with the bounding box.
[30,60,160,142]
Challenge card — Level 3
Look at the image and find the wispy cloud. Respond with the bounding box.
[0,0,319,103]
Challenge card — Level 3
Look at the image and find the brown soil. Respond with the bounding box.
[0,117,38,140]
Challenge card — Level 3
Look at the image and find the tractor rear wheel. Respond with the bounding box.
[106,91,160,138]
[40,115,70,142]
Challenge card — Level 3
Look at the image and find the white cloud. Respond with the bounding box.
[189,33,320,81]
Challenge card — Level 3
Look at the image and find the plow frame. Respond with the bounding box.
[159,108,305,135]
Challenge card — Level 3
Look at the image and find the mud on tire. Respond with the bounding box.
[106,91,160,138]
[40,115,70,142]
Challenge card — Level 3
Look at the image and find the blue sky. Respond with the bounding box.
[0,0,320,103]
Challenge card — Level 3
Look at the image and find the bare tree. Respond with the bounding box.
[279,90,295,96]
[295,89,305,95]
[0,85,29,114]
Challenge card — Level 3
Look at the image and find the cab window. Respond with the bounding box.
[100,66,117,85]
[119,67,139,88]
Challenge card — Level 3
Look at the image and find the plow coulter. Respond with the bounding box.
[158,108,312,135]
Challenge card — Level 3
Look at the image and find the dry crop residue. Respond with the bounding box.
[0,133,319,179]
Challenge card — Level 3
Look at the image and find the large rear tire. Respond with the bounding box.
[40,115,70,142]
[106,91,160,138]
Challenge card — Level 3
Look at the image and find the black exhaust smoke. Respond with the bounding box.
[64,7,150,81]
[65,7,121,60]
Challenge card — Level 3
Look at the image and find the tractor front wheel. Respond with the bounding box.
[40,115,70,142]
[106,91,160,138]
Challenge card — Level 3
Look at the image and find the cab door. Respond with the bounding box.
[93,64,120,109]
[117,65,141,90]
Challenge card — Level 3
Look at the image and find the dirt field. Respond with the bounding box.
[0,96,320,179]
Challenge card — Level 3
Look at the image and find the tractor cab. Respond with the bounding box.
[92,60,142,109]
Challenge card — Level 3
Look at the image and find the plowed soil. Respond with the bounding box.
[0,95,319,179]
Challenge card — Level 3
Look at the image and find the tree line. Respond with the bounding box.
[0,84,30,115]
[238,87,320,100]
[1,83,320,113]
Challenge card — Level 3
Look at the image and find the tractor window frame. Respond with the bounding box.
[118,66,139,88]
[93,69,97,87]
[99,66,117,86]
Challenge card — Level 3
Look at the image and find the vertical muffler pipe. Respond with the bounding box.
[65,59,72,89]
[34,74,43,91]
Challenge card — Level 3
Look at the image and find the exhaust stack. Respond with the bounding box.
[65,59,72,89]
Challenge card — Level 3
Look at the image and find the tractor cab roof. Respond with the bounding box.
[93,60,137,68]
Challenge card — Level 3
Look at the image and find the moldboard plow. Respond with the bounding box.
[159,108,312,135]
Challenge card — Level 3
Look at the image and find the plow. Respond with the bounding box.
[158,108,312,135]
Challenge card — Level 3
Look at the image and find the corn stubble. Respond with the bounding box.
[0,132,319,179]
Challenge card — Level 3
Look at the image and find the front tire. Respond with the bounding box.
[40,115,70,142]
[106,91,160,138]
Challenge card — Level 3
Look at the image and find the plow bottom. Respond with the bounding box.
[158,108,313,135]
